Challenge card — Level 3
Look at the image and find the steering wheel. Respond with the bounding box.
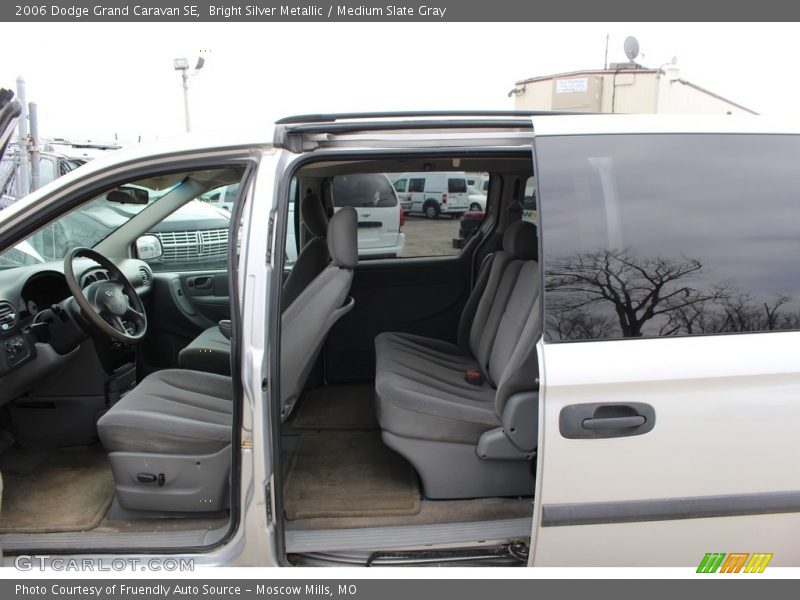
[64,247,147,343]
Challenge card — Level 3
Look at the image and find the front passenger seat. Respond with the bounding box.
[96,207,358,512]
[178,193,331,375]
[279,206,357,419]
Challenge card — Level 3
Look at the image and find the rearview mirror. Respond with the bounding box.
[135,235,163,260]
[107,186,150,205]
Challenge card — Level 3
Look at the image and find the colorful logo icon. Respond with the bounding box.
[697,552,773,573]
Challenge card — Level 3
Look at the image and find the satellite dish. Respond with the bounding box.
[624,36,640,62]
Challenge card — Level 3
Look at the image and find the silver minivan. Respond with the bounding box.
[0,95,797,569]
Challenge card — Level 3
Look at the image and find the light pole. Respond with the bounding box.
[173,56,205,133]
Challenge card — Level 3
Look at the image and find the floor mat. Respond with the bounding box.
[284,431,420,520]
[286,497,534,530]
[0,450,114,533]
[290,384,378,430]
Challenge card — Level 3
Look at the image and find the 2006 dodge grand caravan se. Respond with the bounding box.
[0,91,798,567]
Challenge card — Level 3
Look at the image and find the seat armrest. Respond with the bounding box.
[501,391,539,452]
[218,320,232,340]
[476,391,539,461]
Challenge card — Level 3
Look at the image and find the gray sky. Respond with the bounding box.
[2,22,798,143]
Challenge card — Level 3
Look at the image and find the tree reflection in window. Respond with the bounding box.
[545,248,798,340]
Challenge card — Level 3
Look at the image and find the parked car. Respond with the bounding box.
[201,182,239,212]
[467,184,486,211]
[1,91,799,569]
[523,177,537,223]
[332,172,405,258]
[452,210,485,248]
[3,146,232,272]
[466,173,490,195]
[392,171,469,218]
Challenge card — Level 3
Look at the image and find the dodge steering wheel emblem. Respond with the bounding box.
[104,290,114,297]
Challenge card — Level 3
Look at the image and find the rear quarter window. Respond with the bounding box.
[332,173,397,207]
[448,178,467,193]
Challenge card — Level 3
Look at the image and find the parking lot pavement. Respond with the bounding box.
[401,215,463,258]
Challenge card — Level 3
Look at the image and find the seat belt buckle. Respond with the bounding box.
[465,369,484,385]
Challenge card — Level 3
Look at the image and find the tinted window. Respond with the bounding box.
[332,173,397,208]
[394,179,407,193]
[539,134,800,342]
[409,178,425,193]
[448,178,467,193]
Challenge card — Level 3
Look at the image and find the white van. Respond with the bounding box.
[1,95,799,569]
[466,172,490,195]
[331,173,405,258]
[393,171,469,218]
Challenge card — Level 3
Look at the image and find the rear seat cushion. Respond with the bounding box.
[376,332,476,378]
[375,346,498,443]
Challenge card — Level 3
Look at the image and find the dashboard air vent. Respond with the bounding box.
[138,266,152,286]
[0,301,17,332]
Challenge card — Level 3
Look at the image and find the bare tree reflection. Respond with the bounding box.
[546,248,800,340]
[546,249,728,338]
[548,300,615,341]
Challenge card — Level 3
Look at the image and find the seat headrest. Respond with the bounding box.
[502,220,538,260]
[327,207,358,268]
[301,193,328,238]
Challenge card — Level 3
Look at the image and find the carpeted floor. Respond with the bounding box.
[290,384,378,430]
[285,496,534,530]
[0,450,115,533]
[283,431,421,520]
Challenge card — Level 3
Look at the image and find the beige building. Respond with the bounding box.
[510,63,757,115]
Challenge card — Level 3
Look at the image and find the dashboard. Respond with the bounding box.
[17,271,71,322]
[0,257,153,402]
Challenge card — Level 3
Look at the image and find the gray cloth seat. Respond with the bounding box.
[279,207,358,420]
[374,220,541,499]
[282,193,331,309]
[177,324,231,376]
[98,369,233,455]
[95,208,358,512]
[178,193,331,376]
[96,369,234,512]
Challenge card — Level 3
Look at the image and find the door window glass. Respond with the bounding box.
[539,134,800,341]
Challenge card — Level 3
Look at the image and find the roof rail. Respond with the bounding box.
[284,119,534,135]
[275,110,587,125]
[273,116,538,151]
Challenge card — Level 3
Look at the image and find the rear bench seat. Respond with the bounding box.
[375,220,541,499]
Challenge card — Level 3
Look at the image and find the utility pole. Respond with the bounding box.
[28,102,40,192]
[15,76,30,198]
[181,68,191,133]
[604,33,610,70]
[174,56,205,133]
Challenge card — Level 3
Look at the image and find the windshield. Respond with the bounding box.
[0,176,182,270]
